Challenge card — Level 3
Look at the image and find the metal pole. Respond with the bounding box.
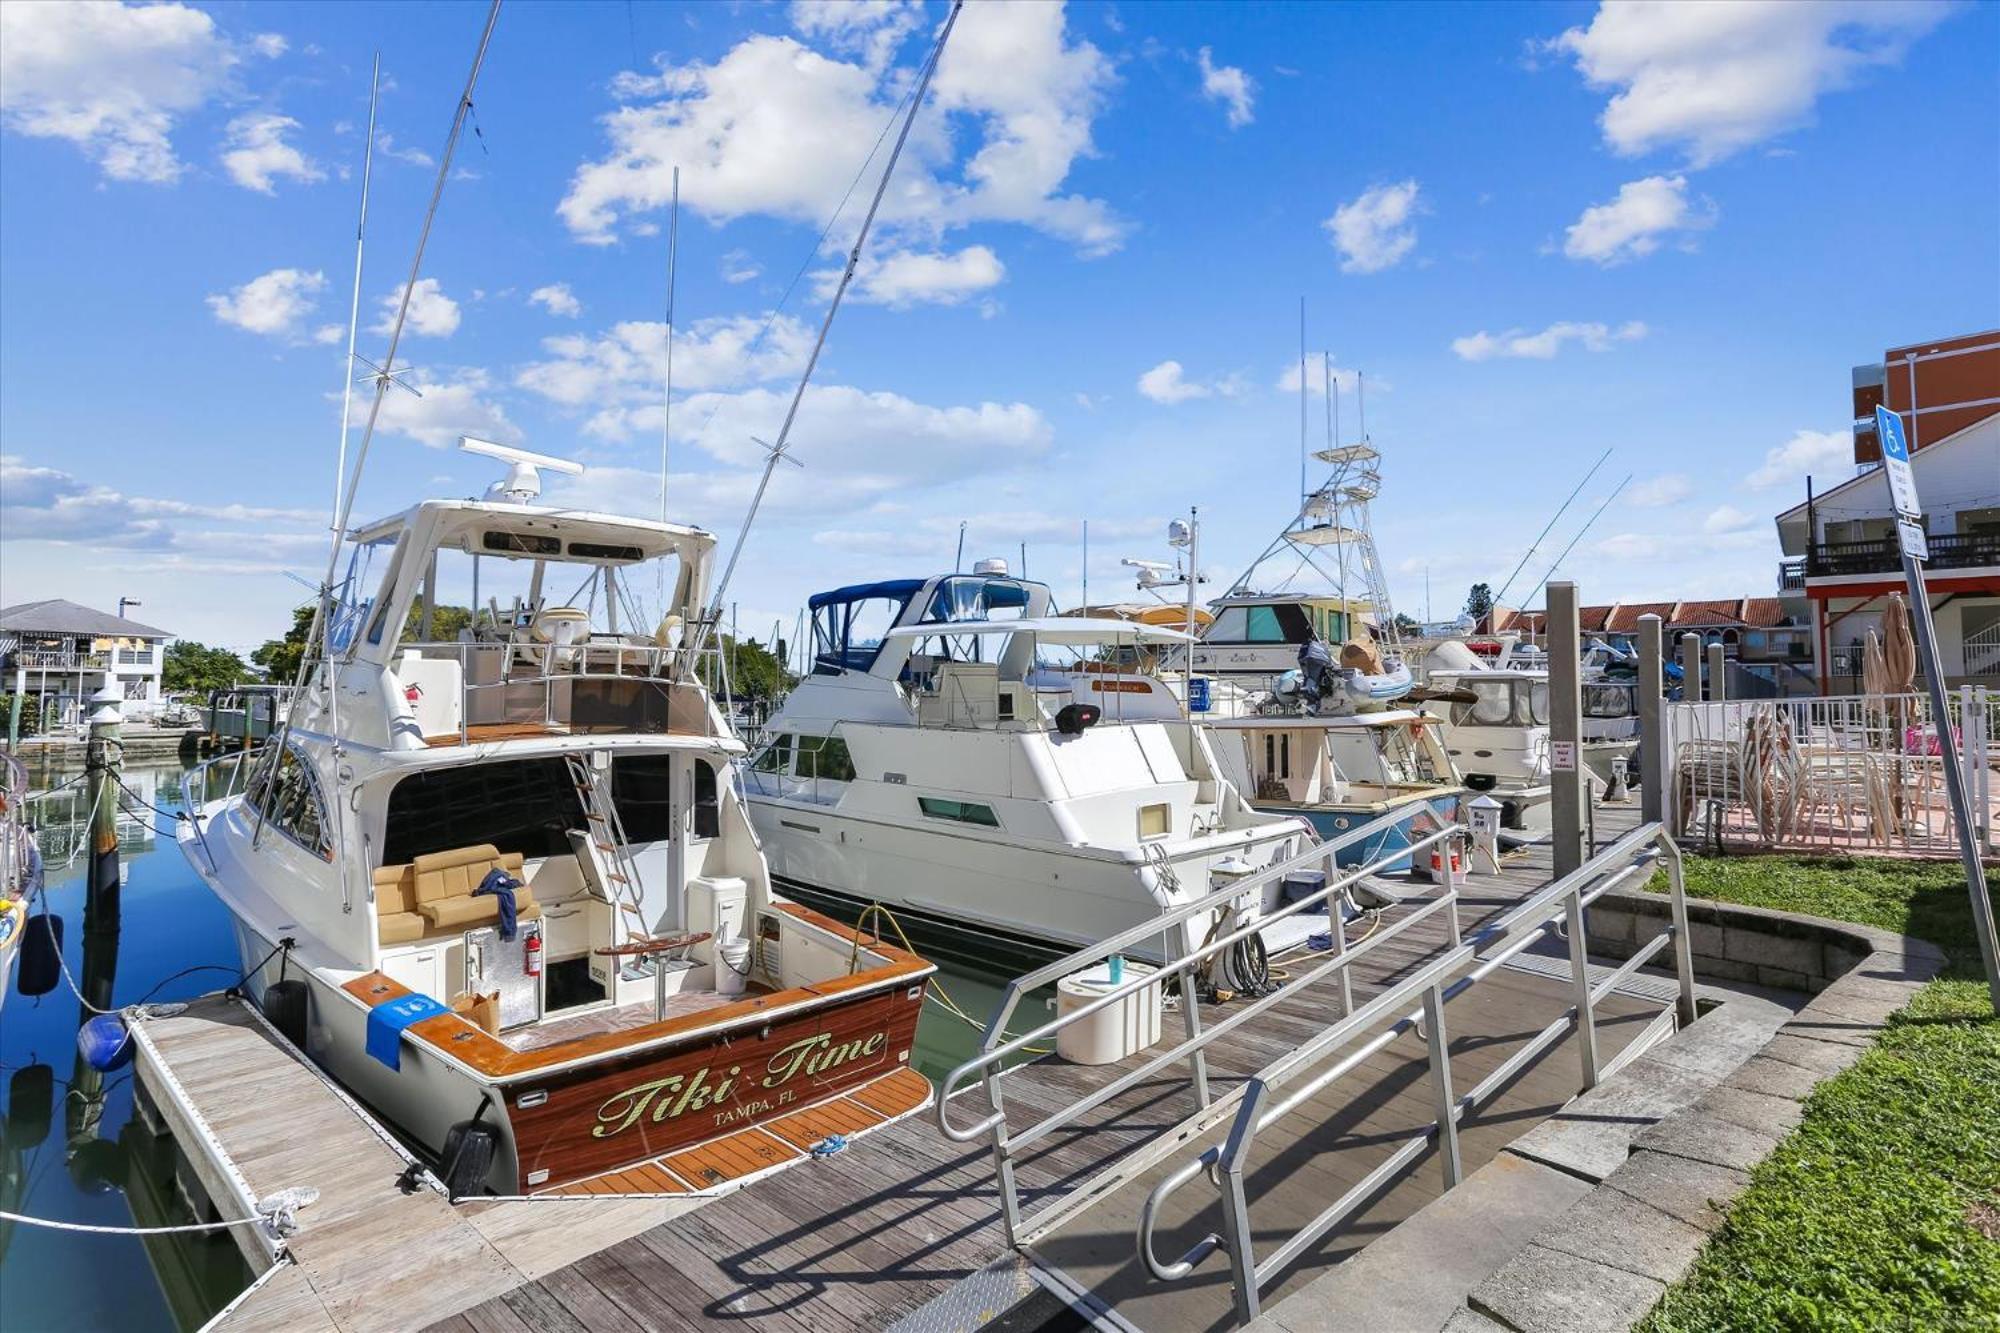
[696,1,964,659]
[1706,641,1726,703]
[1422,985,1461,1187]
[1904,557,2000,1012]
[1549,582,1584,877]
[332,55,381,531]
[1638,615,1665,824]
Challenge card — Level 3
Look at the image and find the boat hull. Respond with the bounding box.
[1253,791,1461,872]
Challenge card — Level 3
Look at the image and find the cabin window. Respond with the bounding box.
[1583,683,1635,719]
[1452,680,1517,727]
[365,537,410,645]
[752,734,794,775]
[693,760,719,839]
[1280,733,1291,779]
[996,691,1015,721]
[610,753,674,842]
[917,797,999,828]
[1138,802,1171,839]
[249,745,332,861]
[796,735,855,783]
[382,757,586,863]
[567,541,644,561]
[482,531,562,556]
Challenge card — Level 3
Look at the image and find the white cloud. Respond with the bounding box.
[1746,427,1850,489]
[1137,361,1209,405]
[1,454,320,552]
[788,0,920,71]
[528,283,582,318]
[1626,473,1691,507]
[373,278,461,338]
[206,267,327,340]
[1196,46,1255,129]
[817,244,1005,307]
[1563,175,1715,265]
[0,0,240,184]
[1275,359,1364,397]
[721,249,763,284]
[1549,1,1952,166]
[563,6,1123,255]
[250,32,287,59]
[1324,180,1421,274]
[515,314,815,438]
[1451,320,1647,362]
[219,112,323,193]
[374,131,433,167]
[371,370,518,449]
[1703,504,1756,533]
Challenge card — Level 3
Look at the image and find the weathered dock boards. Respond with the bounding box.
[431,805,1673,1332]
[131,999,673,1332]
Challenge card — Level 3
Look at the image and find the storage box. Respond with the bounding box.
[1055,961,1162,1065]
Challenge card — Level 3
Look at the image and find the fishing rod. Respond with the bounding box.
[1521,472,1633,608]
[1490,446,1612,612]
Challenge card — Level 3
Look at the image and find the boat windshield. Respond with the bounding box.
[919,576,1031,624]
[1583,681,1637,719]
[809,583,921,675]
[1451,678,1548,728]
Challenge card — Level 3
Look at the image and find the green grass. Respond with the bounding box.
[1636,855,2000,1332]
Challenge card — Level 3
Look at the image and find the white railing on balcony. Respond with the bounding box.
[1968,623,2000,680]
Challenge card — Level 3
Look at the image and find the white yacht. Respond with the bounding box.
[178,451,935,1201]
[742,567,1313,963]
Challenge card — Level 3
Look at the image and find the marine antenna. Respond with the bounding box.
[691,0,966,665]
[331,54,381,532]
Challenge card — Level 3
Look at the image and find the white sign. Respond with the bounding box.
[1550,740,1577,773]
[1897,518,1928,561]
[1876,405,1922,521]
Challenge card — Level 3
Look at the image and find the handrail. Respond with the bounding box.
[1137,820,1697,1326]
[179,747,265,872]
[936,800,1469,1248]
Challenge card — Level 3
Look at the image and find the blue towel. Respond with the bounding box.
[366,993,449,1071]
[475,868,520,941]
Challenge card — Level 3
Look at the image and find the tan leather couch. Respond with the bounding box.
[372,844,541,945]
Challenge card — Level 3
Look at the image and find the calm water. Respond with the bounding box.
[0,752,1036,1332]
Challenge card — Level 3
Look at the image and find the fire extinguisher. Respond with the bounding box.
[524,928,543,978]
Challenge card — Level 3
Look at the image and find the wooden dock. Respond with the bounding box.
[427,804,1675,1333]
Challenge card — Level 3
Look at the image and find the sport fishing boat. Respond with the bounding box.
[178,448,935,1200]
[741,565,1314,964]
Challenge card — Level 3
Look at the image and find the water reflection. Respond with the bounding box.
[0,753,250,1333]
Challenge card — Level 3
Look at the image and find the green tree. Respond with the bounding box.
[718,635,793,701]
[1463,582,1494,624]
[163,640,249,694]
[252,603,316,683]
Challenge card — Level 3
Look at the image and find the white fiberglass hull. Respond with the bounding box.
[746,797,1304,964]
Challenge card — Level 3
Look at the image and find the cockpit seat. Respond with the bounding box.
[372,844,541,945]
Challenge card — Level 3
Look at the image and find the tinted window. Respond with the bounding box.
[251,746,332,861]
[693,760,719,839]
[918,796,999,827]
[752,734,793,774]
[483,531,562,555]
[382,757,585,863]
[611,753,674,842]
[797,736,856,782]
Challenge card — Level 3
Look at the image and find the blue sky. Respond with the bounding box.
[2,0,1995,652]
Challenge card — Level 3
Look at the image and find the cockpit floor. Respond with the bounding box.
[507,981,775,1053]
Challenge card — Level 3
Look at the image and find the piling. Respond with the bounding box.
[69,683,125,1181]
[1705,642,1726,704]
[1637,615,1665,825]
[1547,582,1583,877]
[1679,634,1703,702]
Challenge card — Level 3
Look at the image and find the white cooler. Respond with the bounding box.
[1056,961,1163,1065]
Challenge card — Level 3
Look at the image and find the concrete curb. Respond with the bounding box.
[1458,892,1945,1333]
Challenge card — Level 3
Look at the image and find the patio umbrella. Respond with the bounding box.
[1883,593,1918,694]
[1862,629,1888,699]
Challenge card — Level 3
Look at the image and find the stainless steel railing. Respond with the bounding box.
[179,746,267,871]
[1137,821,1697,1326]
[935,803,1469,1248]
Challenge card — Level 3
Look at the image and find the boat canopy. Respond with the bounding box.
[806,578,928,612]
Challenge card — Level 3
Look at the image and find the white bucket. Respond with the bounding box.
[714,939,752,996]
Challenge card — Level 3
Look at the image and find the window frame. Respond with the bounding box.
[248,742,334,862]
[917,796,1000,828]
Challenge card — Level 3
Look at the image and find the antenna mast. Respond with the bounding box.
[694,0,965,660]
[659,164,679,615]
[1297,297,1307,507]
[331,54,381,531]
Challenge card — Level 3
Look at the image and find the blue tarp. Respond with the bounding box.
[366,993,449,1071]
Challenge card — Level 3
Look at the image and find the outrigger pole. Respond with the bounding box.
[1521,473,1633,609]
[692,0,965,664]
[332,55,381,532]
[1490,445,1611,613]
[256,0,503,850]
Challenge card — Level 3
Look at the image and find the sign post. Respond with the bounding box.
[1878,405,2000,1013]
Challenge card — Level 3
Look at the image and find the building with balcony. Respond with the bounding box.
[0,598,173,728]
[1775,409,2000,694]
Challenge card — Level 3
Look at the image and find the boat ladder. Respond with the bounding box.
[564,753,652,939]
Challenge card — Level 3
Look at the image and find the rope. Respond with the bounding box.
[850,902,1051,1055]
[0,1187,318,1238]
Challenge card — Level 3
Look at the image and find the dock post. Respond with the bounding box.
[1706,642,1726,704]
[1680,634,1703,702]
[1548,582,1584,878]
[69,683,125,1175]
[1638,616,1665,825]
